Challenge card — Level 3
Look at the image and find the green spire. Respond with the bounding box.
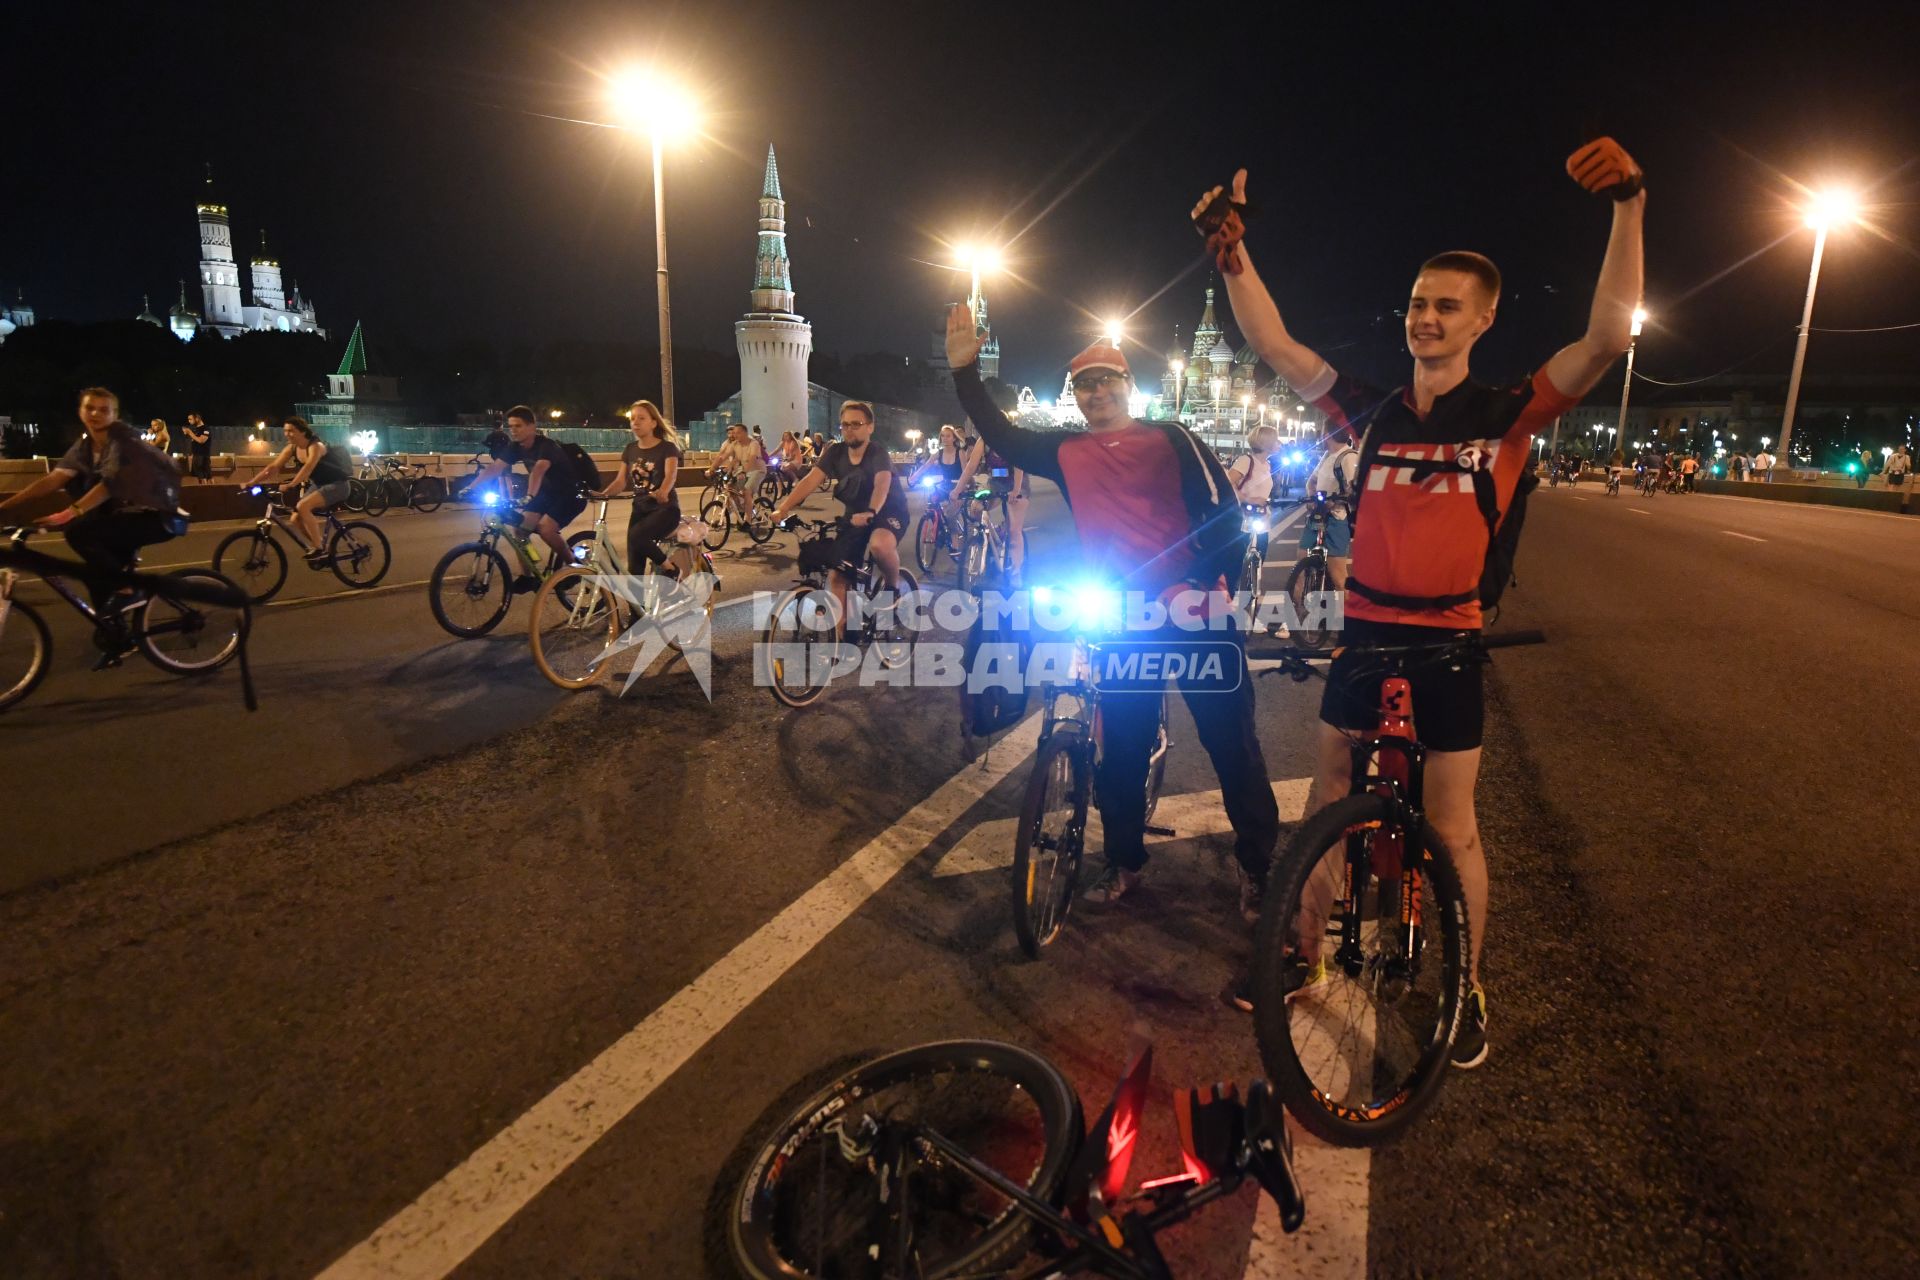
[335,320,368,376]
[762,145,783,200]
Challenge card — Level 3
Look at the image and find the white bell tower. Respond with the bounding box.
[734,146,812,438]
[197,169,245,337]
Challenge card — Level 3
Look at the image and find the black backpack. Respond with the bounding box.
[1348,434,1535,612]
[555,441,602,495]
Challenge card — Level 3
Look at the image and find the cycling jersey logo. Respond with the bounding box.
[1369,440,1501,492]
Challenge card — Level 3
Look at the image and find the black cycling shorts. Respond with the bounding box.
[831,509,908,572]
[1320,617,1485,753]
[523,485,587,528]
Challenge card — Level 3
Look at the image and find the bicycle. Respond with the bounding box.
[426,490,596,638]
[760,517,920,708]
[360,454,444,516]
[699,470,777,551]
[727,1037,1305,1279]
[758,457,797,503]
[528,499,718,689]
[212,485,393,604]
[1248,629,1545,1145]
[1234,502,1271,633]
[957,486,1026,593]
[911,475,962,577]
[1011,586,1171,958]
[1,526,248,712]
[1604,468,1623,496]
[1283,496,1342,651]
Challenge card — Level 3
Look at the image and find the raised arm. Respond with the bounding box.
[1197,171,1331,390]
[1543,139,1647,399]
[944,304,1064,484]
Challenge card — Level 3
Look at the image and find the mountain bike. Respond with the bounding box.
[912,475,962,577]
[1011,588,1171,959]
[2,526,248,712]
[1234,502,1271,633]
[212,485,392,604]
[1605,468,1623,496]
[760,517,920,708]
[957,487,1026,593]
[759,457,796,503]
[727,1037,1305,1279]
[1284,497,1342,651]
[700,472,777,551]
[1248,629,1545,1145]
[529,500,717,689]
[360,454,444,516]
[426,491,595,638]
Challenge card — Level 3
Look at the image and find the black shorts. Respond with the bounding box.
[1320,617,1485,753]
[524,485,587,528]
[831,509,908,571]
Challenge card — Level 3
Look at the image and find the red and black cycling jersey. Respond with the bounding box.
[1301,363,1576,629]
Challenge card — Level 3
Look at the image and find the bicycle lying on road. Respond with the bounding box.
[2,526,250,712]
[213,485,392,604]
[426,490,597,638]
[760,516,919,708]
[1012,584,1171,959]
[1248,628,1545,1145]
[726,1037,1305,1279]
[528,499,718,690]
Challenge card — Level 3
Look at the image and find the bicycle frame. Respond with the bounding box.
[1335,675,1430,984]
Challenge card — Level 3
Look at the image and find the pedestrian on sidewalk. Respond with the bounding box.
[1754,448,1776,481]
[1679,452,1699,491]
[181,413,212,482]
[1887,444,1910,489]
[1855,447,1874,489]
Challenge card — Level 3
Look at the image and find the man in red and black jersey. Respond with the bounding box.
[1200,139,1646,1064]
[946,307,1280,919]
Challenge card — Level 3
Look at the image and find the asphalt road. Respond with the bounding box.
[1,481,1915,1277]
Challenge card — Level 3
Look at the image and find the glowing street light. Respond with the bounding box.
[548,408,563,421]
[1103,319,1125,348]
[956,244,1003,329]
[608,67,703,428]
[1778,188,1859,473]
[1614,304,1647,457]
[1169,356,1186,422]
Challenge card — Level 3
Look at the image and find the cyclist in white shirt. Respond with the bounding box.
[1228,424,1279,561]
[1303,427,1359,590]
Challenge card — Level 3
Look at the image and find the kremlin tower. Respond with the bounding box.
[734,146,812,437]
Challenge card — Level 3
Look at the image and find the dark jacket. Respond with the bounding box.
[950,362,1246,585]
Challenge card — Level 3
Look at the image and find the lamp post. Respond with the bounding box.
[610,70,700,428]
[1615,306,1645,454]
[1779,189,1858,472]
[958,245,1003,330]
[1170,357,1185,425]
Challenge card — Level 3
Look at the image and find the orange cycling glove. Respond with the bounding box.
[1567,137,1644,201]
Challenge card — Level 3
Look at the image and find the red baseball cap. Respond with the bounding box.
[1068,343,1130,379]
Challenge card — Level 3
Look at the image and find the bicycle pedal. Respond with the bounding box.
[1143,824,1176,838]
[511,574,540,595]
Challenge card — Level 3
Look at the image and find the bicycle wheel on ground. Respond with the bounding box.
[409,477,444,513]
[429,542,513,637]
[1286,557,1333,650]
[0,597,52,712]
[328,521,392,589]
[960,527,989,593]
[212,529,288,604]
[1251,791,1469,1147]
[914,511,945,576]
[136,569,245,674]
[728,1040,1083,1280]
[744,496,777,545]
[342,478,370,513]
[1012,728,1090,957]
[699,499,732,551]
[530,566,623,690]
[763,583,838,708]
[362,478,392,517]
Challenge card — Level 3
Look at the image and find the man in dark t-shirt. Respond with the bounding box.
[769,400,906,623]
[1202,138,1645,1059]
[472,404,585,563]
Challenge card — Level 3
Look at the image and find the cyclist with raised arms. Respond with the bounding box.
[1200,138,1645,1065]
[240,417,350,565]
[769,400,907,625]
[471,404,586,566]
[946,311,1280,919]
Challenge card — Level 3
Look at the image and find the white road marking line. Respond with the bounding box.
[313,714,1044,1280]
[1571,495,1591,502]
[1627,507,1651,516]
[1245,1030,1371,1280]
[930,779,1313,877]
[1721,530,1766,542]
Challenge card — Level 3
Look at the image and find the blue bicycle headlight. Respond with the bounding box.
[1245,516,1268,533]
[482,490,500,507]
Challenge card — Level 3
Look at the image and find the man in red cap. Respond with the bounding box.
[1196,138,1645,1062]
[946,307,1280,918]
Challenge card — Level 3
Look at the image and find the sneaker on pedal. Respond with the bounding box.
[1452,983,1489,1070]
[511,573,540,595]
[1227,951,1326,1013]
[1084,862,1142,907]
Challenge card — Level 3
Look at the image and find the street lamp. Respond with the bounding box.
[1103,319,1124,348]
[1614,305,1646,456]
[1170,356,1185,423]
[956,245,1003,329]
[609,68,702,428]
[548,409,563,422]
[1778,188,1859,474]
[905,428,923,455]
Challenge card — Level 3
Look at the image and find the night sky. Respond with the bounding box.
[9,0,1920,406]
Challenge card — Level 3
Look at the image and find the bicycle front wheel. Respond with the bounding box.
[763,584,839,708]
[1252,791,1469,1147]
[1286,557,1333,650]
[342,478,370,513]
[429,542,513,637]
[362,479,392,517]
[1012,728,1089,957]
[410,477,445,513]
[137,570,245,674]
[0,597,52,711]
[729,1040,1083,1280]
[699,498,732,550]
[744,496,777,545]
[329,521,392,589]
[914,511,944,575]
[212,529,288,604]
[869,566,918,670]
[530,566,623,690]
